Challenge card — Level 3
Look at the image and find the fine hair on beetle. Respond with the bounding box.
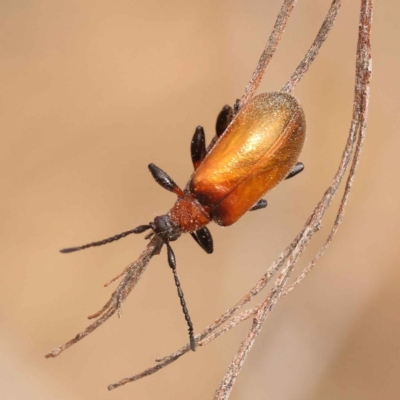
[60,91,306,351]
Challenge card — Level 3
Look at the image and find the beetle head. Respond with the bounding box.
[150,214,181,242]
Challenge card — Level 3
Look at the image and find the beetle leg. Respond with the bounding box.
[165,242,196,351]
[205,104,235,155]
[190,232,200,246]
[216,105,233,137]
[190,227,213,254]
[249,199,268,211]
[196,227,213,254]
[148,163,184,197]
[285,162,304,180]
[191,126,206,170]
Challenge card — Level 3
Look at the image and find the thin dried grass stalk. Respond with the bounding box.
[45,237,163,358]
[240,0,297,107]
[46,1,373,399]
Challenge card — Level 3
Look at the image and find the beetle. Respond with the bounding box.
[61,91,306,351]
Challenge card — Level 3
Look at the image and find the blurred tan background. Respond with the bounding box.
[1,1,399,399]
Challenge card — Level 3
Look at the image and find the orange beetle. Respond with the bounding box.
[61,91,306,350]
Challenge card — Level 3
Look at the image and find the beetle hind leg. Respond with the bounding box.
[249,199,268,212]
[248,163,303,212]
[285,162,304,180]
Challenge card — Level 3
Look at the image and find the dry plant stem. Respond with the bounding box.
[198,307,259,347]
[108,0,348,391]
[108,307,261,390]
[46,0,372,397]
[214,224,316,400]
[284,0,372,296]
[282,0,342,93]
[108,245,297,390]
[142,232,304,364]
[214,2,372,399]
[45,237,163,358]
[108,0,372,395]
[239,0,297,108]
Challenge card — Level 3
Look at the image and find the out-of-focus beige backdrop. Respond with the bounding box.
[1,1,398,399]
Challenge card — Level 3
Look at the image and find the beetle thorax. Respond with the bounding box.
[169,194,211,233]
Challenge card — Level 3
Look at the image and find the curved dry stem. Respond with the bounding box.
[284,0,372,296]
[46,1,373,399]
[282,0,342,94]
[107,0,372,397]
[213,236,314,400]
[198,307,259,347]
[213,1,372,398]
[45,237,163,358]
[239,0,297,108]
[107,235,301,390]
[212,238,311,400]
[108,306,261,391]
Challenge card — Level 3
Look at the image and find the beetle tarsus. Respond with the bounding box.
[148,163,184,197]
[191,126,206,170]
[249,199,268,211]
[165,242,196,351]
[285,162,304,180]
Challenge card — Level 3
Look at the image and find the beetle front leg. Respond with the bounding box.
[285,162,304,180]
[190,227,213,254]
[249,199,268,211]
[148,163,184,197]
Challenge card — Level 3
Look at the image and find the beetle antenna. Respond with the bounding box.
[60,225,151,253]
[165,242,196,351]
